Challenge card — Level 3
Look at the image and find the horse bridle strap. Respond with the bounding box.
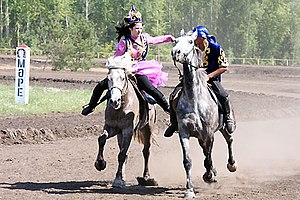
[108,68,129,101]
[173,45,200,78]
[184,46,200,69]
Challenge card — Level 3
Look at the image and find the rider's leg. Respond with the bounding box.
[209,80,236,134]
[135,74,170,113]
[222,96,236,133]
[164,83,182,137]
[81,78,108,116]
[164,100,178,137]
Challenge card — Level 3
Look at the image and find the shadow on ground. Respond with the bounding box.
[0,180,181,195]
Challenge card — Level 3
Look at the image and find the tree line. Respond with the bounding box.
[0,0,299,70]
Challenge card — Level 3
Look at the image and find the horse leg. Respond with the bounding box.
[137,128,158,186]
[220,129,237,172]
[199,137,217,183]
[95,129,109,171]
[179,133,195,199]
[112,128,133,188]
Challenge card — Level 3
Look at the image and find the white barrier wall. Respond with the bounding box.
[15,44,30,104]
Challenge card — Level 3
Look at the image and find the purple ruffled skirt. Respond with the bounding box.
[132,60,168,88]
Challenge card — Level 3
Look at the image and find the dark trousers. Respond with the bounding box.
[88,74,168,110]
[135,74,168,110]
[88,78,108,106]
[208,79,229,105]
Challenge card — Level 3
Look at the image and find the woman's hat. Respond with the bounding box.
[124,5,142,26]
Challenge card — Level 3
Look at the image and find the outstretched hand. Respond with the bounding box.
[170,36,176,43]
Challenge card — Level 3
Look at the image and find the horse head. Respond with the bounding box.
[172,29,203,68]
[106,53,134,110]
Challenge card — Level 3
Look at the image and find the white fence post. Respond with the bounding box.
[15,44,30,104]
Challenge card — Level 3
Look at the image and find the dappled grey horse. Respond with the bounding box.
[171,30,237,198]
[94,54,157,187]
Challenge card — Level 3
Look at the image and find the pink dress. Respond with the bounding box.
[114,33,173,88]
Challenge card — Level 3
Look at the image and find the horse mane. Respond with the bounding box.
[196,69,209,85]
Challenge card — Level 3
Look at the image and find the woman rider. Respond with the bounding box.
[82,5,175,116]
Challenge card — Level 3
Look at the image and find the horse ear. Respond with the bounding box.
[180,29,185,36]
[106,56,113,68]
[191,30,198,40]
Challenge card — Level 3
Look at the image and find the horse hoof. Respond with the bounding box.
[137,176,158,186]
[227,162,237,172]
[184,189,195,199]
[94,160,106,171]
[112,178,126,188]
[203,172,217,184]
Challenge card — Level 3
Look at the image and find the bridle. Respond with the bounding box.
[173,40,201,78]
[108,67,129,103]
[183,45,200,69]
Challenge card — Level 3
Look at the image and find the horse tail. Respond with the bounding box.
[134,125,158,146]
[133,129,146,144]
[133,105,158,145]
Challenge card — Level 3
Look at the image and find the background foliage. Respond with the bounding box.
[0,0,299,70]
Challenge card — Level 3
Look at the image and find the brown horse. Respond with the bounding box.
[94,54,157,187]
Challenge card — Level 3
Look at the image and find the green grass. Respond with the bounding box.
[0,84,105,115]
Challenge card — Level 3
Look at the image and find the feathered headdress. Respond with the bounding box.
[124,5,142,26]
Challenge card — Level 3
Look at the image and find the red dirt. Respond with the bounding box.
[1,57,300,199]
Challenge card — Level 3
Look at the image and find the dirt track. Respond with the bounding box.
[1,60,300,199]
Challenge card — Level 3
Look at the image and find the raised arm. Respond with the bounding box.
[144,33,175,45]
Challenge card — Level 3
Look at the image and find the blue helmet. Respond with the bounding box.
[193,26,209,39]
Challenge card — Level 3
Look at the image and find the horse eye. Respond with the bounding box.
[189,40,193,44]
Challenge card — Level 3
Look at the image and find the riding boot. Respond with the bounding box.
[164,102,178,137]
[155,93,170,114]
[222,96,236,134]
[81,78,108,116]
[135,74,170,113]
[144,85,170,113]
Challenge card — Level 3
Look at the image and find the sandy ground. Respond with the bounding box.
[1,58,300,199]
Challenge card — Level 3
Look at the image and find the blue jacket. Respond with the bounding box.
[203,37,229,82]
